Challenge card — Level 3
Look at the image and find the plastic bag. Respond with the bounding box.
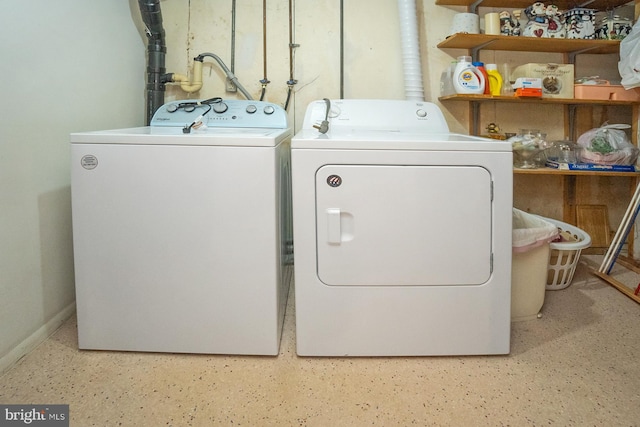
[577,124,638,165]
[618,19,640,89]
[512,208,558,253]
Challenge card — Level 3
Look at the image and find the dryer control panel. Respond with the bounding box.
[302,99,449,133]
[151,99,288,129]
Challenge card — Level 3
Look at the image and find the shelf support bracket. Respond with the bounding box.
[471,101,480,135]
[470,40,499,62]
[469,0,483,14]
[568,46,603,63]
[568,104,577,141]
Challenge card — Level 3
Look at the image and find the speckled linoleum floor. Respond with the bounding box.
[1,255,639,426]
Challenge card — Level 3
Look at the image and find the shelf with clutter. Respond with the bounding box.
[435,0,633,12]
[436,2,640,168]
[437,34,621,56]
[438,93,640,106]
[437,0,640,292]
[437,2,634,59]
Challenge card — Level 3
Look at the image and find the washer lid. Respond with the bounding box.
[71,126,292,147]
[292,130,511,152]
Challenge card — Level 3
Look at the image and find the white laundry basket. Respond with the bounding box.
[540,217,592,291]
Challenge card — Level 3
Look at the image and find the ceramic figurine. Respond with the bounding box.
[511,9,523,36]
[499,11,515,36]
[545,4,565,38]
[564,8,596,39]
[487,123,501,134]
[523,2,549,38]
[596,15,633,40]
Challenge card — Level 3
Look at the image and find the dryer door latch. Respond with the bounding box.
[326,208,342,244]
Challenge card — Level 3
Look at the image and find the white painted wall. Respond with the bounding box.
[0,0,144,373]
[160,0,459,133]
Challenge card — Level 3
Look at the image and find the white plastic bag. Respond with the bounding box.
[512,208,558,253]
[577,123,638,165]
[618,19,640,89]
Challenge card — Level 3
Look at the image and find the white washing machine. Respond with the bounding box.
[71,99,293,355]
[291,99,513,356]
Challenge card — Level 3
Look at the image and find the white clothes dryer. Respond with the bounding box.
[71,99,292,355]
[291,99,512,356]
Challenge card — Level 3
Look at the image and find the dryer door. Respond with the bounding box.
[316,165,493,286]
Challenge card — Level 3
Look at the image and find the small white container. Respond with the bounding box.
[484,12,501,35]
[449,12,480,36]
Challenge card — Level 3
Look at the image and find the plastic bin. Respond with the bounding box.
[512,209,559,322]
[539,217,592,291]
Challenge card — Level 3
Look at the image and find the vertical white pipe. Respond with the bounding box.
[397,0,425,101]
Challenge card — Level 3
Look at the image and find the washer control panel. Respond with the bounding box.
[151,99,288,129]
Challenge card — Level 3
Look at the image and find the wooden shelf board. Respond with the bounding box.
[439,94,640,106]
[513,167,640,177]
[435,0,632,10]
[437,33,620,55]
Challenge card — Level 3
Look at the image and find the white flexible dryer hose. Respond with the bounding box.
[397,0,425,101]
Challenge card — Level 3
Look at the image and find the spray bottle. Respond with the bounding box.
[453,56,485,94]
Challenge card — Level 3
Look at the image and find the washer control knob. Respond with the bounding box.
[246,104,257,114]
[263,105,275,115]
[213,102,228,114]
[166,104,179,113]
[416,109,427,118]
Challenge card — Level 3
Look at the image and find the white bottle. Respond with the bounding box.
[453,55,485,94]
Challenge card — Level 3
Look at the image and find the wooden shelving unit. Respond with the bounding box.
[436,0,640,258]
[435,0,640,298]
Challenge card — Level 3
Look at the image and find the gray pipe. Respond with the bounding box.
[195,52,254,100]
[138,0,167,125]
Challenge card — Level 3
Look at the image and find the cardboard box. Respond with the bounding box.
[513,78,543,97]
[511,63,574,99]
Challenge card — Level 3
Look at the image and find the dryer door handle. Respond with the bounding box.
[326,208,342,244]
